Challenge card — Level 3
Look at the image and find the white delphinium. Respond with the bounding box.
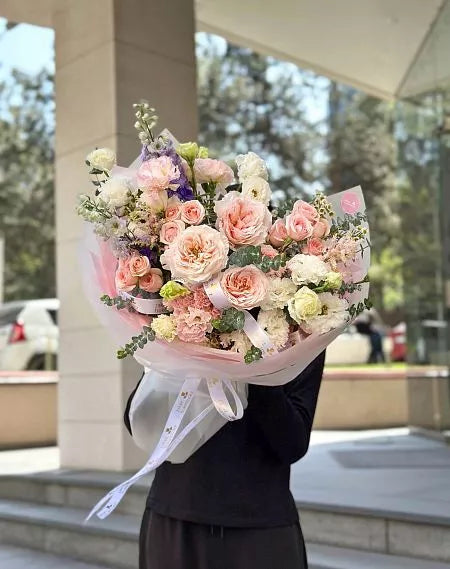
[241,176,271,205]
[287,254,330,286]
[301,293,349,335]
[220,330,252,355]
[257,308,290,349]
[261,277,297,310]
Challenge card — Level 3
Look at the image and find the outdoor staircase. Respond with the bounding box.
[0,471,450,569]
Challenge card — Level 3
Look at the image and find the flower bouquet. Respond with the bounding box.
[78,102,370,519]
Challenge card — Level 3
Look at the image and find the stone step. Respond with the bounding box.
[0,499,139,569]
[0,544,114,569]
[308,544,450,569]
[1,472,450,564]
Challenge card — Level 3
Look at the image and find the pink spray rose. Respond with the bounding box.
[215,191,272,249]
[285,212,313,241]
[128,254,151,277]
[139,268,164,293]
[268,219,288,248]
[165,197,182,221]
[161,225,229,284]
[292,200,319,223]
[312,218,331,239]
[221,265,269,310]
[261,244,278,258]
[160,220,186,245]
[193,158,234,185]
[302,237,325,256]
[115,266,138,292]
[180,200,205,225]
[137,156,179,192]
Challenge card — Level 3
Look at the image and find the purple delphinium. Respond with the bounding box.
[138,246,157,264]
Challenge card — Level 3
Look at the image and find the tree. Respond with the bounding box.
[196,33,327,201]
[0,68,55,300]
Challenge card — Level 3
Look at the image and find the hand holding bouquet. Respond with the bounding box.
[78,102,370,519]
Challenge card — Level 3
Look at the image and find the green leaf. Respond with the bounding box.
[244,346,263,364]
[212,307,245,333]
[228,245,262,268]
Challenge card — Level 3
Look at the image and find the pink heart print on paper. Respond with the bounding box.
[340,191,361,215]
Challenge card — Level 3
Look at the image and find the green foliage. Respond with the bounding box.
[100,294,134,311]
[227,245,285,273]
[211,307,245,333]
[117,325,155,359]
[0,69,55,300]
[244,346,263,364]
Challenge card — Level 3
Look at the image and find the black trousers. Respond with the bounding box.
[139,510,308,569]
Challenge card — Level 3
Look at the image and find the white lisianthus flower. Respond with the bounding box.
[241,176,271,205]
[257,308,290,349]
[288,286,322,324]
[261,277,297,310]
[302,293,349,335]
[151,314,177,342]
[86,147,116,172]
[235,152,268,181]
[287,254,330,286]
[99,176,133,208]
[220,330,252,355]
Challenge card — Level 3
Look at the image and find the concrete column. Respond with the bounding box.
[53,0,197,470]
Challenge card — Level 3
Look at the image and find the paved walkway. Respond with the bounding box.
[0,545,110,569]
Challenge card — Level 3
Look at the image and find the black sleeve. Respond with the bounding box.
[246,351,326,464]
[123,372,144,436]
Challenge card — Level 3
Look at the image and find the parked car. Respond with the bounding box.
[0,298,59,371]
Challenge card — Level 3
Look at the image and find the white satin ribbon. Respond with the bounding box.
[86,372,244,520]
[120,291,166,315]
[204,275,277,357]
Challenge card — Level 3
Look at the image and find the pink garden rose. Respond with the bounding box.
[137,156,179,192]
[180,200,205,225]
[221,265,269,310]
[292,200,319,223]
[312,218,331,239]
[215,191,272,249]
[285,212,313,241]
[161,225,229,284]
[128,254,151,277]
[139,268,164,293]
[268,219,288,248]
[160,220,185,245]
[302,237,325,256]
[165,197,182,221]
[193,158,234,185]
[115,266,138,292]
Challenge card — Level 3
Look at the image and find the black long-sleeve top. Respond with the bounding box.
[124,352,325,528]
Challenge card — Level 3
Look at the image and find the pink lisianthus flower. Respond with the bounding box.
[180,200,205,225]
[137,156,180,192]
[221,265,269,310]
[215,191,272,249]
[268,219,288,248]
[285,212,313,242]
[292,200,320,223]
[139,268,164,293]
[302,237,325,256]
[193,158,234,186]
[160,220,185,245]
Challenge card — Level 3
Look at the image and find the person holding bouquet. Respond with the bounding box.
[125,352,325,569]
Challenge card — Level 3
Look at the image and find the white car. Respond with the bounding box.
[0,298,59,371]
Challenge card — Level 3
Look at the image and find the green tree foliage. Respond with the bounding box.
[196,33,327,200]
[0,69,55,300]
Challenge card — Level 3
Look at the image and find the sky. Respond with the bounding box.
[0,19,54,77]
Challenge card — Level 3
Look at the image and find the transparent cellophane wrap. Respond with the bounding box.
[81,187,369,464]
